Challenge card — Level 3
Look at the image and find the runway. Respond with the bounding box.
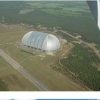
[0,49,49,91]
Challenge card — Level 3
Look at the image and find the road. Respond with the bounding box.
[0,49,49,91]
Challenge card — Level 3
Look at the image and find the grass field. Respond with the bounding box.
[0,57,38,91]
[0,24,89,90]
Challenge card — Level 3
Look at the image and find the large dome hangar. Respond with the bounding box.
[21,31,60,53]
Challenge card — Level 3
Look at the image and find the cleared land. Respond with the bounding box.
[0,57,38,91]
[0,23,89,90]
[0,49,48,91]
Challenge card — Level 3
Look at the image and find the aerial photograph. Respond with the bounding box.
[0,1,100,91]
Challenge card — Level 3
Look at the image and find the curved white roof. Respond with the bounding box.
[22,31,60,51]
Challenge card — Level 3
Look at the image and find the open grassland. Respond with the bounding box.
[0,24,89,90]
[0,57,38,91]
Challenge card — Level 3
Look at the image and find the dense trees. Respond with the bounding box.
[61,44,100,90]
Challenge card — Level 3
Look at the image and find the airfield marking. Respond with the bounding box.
[0,42,19,45]
[0,49,49,91]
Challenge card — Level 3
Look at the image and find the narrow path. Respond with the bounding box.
[0,49,49,91]
[58,30,100,59]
